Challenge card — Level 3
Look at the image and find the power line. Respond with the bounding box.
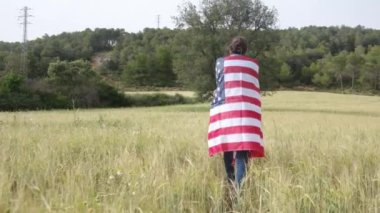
[157,15,160,29]
[18,6,32,75]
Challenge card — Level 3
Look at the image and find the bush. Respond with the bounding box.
[125,93,189,107]
[0,72,24,94]
[97,82,130,107]
[0,67,193,110]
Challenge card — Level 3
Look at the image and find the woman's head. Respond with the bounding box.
[228,36,247,55]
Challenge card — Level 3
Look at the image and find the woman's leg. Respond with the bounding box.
[235,151,249,186]
[223,151,235,182]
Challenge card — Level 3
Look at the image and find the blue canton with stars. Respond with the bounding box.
[212,57,225,107]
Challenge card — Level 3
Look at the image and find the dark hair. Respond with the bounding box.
[228,36,247,55]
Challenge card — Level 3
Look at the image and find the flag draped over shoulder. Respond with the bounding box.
[208,55,264,158]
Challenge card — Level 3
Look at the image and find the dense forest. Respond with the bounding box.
[1,0,380,110]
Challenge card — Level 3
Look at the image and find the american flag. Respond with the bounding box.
[208,55,264,158]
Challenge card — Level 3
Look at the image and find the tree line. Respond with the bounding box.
[1,0,380,110]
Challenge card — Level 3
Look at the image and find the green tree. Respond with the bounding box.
[345,51,364,90]
[174,0,277,96]
[259,55,281,89]
[279,62,292,83]
[48,60,101,106]
[117,29,177,87]
[89,28,124,52]
[48,59,95,86]
[123,54,150,86]
[326,51,348,92]
[0,51,7,72]
[4,52,23,75]
[0,72,24,94]
[311,57,333,88]
[301,62,320,85]
[312,72,332,88]
[361,45,380,90]
[153,47,176,87]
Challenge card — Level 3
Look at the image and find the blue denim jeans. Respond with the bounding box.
[223,151,249,187]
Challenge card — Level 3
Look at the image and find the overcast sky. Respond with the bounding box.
[1,0,379,42]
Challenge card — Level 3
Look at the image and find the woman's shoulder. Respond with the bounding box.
[224,55,259,64]
[216,57,224,64]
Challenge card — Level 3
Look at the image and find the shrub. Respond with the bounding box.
[125,93,188,107]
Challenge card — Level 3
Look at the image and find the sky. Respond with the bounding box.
[1,0,379,42]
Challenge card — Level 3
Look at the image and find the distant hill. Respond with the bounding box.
[1,26,380,110]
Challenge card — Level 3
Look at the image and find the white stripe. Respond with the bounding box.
[208,118,262,132]
[208,133,262,147]
[210,102,261,116]
[225,88,260,99]
[224,60,259,72]
[225,73,259,88]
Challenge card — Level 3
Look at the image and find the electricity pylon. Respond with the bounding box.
[19,6,32,75]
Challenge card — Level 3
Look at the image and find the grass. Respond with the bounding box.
[0,91,379,212]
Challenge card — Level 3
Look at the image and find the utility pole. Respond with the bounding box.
[157,15,160,29]
[19,6,32,75]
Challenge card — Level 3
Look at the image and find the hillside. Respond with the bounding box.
[1,26,380,110]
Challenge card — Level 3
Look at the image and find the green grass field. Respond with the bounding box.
[0,91,379,212]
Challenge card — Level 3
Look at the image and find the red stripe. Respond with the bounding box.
[225,55,259,65]
[209,110,261,123]
[225,81,260,92]
[208,142,264,158]
[208,126,263,140]
[226,96,261,106]
[224,66,258,78]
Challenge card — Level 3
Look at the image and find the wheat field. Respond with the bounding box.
[0,91,379,212]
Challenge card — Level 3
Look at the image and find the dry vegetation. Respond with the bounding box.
[0,91,379,212]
